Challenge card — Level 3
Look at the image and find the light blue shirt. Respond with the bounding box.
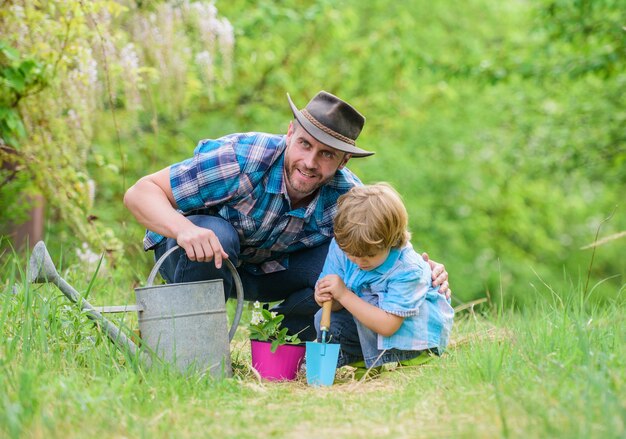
[318,239,454,352]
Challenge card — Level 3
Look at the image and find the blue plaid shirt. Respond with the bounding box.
[144,132,362,273]
[319,239,454,352]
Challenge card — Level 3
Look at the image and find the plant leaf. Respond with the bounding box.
[270,339,280,353]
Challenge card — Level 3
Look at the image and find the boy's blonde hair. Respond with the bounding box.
[334,183,411,256]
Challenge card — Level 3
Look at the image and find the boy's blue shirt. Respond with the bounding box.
[319,239,454,352]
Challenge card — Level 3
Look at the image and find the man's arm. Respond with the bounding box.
[123,167,228,267]
[124,167,184,237]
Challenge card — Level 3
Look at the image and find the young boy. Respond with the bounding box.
[314,183,454,375]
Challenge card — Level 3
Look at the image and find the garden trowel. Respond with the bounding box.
[306,300,340,386]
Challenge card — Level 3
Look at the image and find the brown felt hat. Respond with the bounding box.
[287,91,374,157]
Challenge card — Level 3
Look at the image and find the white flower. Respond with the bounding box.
[253,301,261,309]
[250,310,265,326]
[76,242,101,265]
[195,51,213,68]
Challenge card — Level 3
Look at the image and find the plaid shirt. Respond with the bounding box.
[319,239,454,352]
[144,132,362,273]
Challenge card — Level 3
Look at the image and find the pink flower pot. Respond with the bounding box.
[250,340,306,381]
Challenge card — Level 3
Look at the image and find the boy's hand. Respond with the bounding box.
[314,282,333,307]
[422,253,451,300]
[316,274,350,302]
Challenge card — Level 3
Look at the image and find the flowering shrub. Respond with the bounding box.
[249,302,302,353]
[0,0,233,257]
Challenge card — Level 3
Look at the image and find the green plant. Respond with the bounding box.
[0,41,46,148]
[0,41,47,227]
[248,301,302,352]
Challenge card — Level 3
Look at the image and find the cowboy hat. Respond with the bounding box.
[287,91,374,157]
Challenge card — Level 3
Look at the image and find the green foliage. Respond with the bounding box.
[0,0,233,259]
[0,41,48,226]
[1,0,623,306]
[0,1,125,254]
[535,0,625,77]
[248,302,302,352]
[0,41,46,148]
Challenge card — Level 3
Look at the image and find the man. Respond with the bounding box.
[124,91,450,340]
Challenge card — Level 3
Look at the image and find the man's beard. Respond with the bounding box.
[284,163,325,198]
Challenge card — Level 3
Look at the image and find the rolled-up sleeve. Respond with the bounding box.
[171,139,242,212]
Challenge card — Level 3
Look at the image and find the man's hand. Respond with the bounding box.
[422,252,451,300]
[177,224,229,268]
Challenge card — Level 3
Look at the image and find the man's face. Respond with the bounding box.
[284,121,351,205]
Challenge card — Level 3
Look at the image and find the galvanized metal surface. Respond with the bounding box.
[28,241,245,378]
[136,279,232,376]
[136,245,243,377]
[145,245,244,342]
[93,305,143,313]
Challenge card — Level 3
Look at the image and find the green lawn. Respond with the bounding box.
[1,249,623,438]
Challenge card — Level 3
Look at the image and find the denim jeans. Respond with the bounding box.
[153,214,329,341]
[314,294,433,368]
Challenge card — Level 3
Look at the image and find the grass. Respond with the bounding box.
[0,247,624,439]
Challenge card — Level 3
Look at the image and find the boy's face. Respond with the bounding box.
[346,248,390,271]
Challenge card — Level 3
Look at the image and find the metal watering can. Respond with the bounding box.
[29,241,244,378]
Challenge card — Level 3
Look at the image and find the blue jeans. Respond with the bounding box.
[314,295,433,368]
[153,215,328,341]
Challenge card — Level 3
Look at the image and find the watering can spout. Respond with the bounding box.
[29,241,244,377]
[29,241,59,284]
[28,241,143,361]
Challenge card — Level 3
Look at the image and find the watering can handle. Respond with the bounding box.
[146,245,245,342]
